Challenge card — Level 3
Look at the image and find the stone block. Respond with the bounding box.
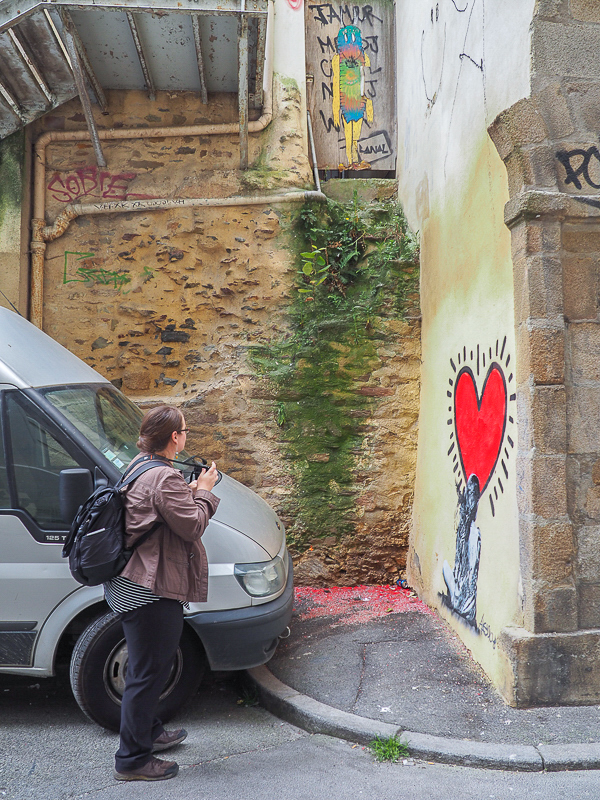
[571,0,600,23]
[505,148,533,195]
[534,0,567,17]
[524,254,564,320]
[488,97,548,161]
[122,370,150,390]
[578,582,600,628]
[511,219,561,263]
[533,21,600,80]
[488,114,513,161]
[530,520,574,583]
[500,625,600,706]
[516,324,564,385]
[563,254,599,321]
[531,454,568,517]
[567,386,600,452]
[537,82,575,139]
[531,385,567,453]
[529,144,560,188]
[563,80,600,135]
[585,485,600,519]
[556,141,600,194]
[563,224,600,253]
[568,322,600,383]
[532,582,578,632]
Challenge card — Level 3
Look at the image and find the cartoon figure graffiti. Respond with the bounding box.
[332,25,374,169]
[442,474,481,624]
[442,342,515,630]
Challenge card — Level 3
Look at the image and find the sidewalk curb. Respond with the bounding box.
[246,666,600,773]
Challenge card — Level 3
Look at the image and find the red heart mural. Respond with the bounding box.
[454,364,507,493]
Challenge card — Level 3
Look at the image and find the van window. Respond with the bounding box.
[5,393,83,530]
[42,384,142,472]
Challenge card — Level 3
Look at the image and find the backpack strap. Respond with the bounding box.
[118,455,170,488]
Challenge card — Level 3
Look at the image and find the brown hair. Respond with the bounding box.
[137,405,184,454]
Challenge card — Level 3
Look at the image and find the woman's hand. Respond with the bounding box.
[191,462,219,494]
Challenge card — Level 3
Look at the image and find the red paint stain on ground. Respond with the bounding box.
[293,585,434,626]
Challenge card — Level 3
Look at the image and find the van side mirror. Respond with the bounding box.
[59,468,93,525]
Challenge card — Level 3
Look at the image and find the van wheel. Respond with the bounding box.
[69,611,206,731]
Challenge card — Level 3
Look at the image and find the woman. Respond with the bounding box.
[104,405,219,782]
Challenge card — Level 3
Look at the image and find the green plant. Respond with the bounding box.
[369,735,410,762]
[236,684,259,707]
[250,193,419,552]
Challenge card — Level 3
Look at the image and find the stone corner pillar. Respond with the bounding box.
[487,1,600,705]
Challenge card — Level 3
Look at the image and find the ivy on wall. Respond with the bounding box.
[251,193,419,553]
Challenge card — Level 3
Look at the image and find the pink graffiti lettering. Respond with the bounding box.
[47,167,138,203]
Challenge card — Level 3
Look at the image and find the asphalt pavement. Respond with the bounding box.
[4,665,600,799]
[250,585,600,772]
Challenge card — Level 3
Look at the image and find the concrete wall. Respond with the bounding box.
[397,0,536,693]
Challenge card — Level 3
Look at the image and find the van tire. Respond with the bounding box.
[69,611,206,731]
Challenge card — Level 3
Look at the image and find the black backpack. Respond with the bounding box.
[62,457,166,586]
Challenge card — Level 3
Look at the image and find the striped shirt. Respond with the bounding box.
[104,576,189,614]
[104,576,160,613]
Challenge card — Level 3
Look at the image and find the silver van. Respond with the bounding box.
[0,307,292,730]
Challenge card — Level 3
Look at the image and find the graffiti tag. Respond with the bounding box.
[556,146,600,191]
[63,251,131,292]
[48,167,138,203]
[308,3,383,26]
[479,615,496,649]
[91,198,188,212]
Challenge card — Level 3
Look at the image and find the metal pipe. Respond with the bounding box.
[30,0,277,325]
[8,28,53,104]
[30,188,326,328]
[59,14,107,167]
[192,15,208,106]
[238,15,249,170]
[306,110,321,193]
[127,11,155,101]
[0,78,24,121]
[57,9,108,113]
[253,15,266,109]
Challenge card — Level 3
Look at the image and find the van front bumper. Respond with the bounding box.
[185,555,294,671]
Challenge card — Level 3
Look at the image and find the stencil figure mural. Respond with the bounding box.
[304,1,395,171]
[332,25,374,169]
[442,340,515,629]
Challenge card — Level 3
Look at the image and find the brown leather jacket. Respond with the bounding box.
[119,457,220,603]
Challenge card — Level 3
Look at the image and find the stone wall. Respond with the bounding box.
[30,89,420,587]
[488,0,600,704]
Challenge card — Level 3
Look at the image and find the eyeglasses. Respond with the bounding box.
[178,428,190,434]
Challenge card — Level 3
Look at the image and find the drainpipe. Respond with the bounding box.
[30,0,278,328]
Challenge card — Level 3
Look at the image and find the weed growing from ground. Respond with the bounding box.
[369,735,410,762]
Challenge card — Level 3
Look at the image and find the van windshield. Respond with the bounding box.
[40,384,191,474]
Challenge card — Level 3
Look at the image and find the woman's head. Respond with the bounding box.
[137,405,185,454]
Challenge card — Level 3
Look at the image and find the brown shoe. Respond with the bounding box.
[152,728,188,753]
[113,756,179,781]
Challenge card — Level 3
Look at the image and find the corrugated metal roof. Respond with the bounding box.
[0,0,266,139]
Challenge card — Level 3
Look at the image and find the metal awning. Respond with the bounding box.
[0,0,267,167]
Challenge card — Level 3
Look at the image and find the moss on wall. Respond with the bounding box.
[251,192,419,561]
[0,131,23,233]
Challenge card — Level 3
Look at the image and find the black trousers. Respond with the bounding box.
[115,598,184,772]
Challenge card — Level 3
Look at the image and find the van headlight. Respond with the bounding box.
[234,556,286,597]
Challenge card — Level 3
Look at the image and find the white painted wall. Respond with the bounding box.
[396,0,537,691]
